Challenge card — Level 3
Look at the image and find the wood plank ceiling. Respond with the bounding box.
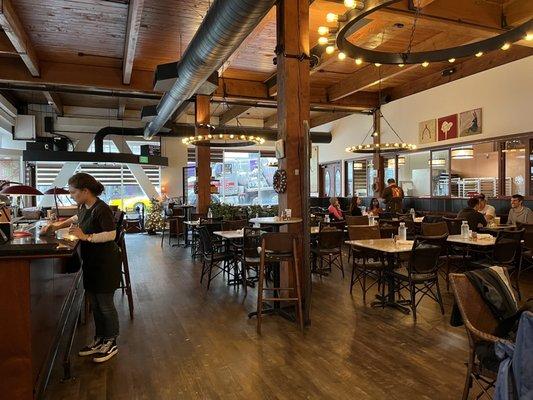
[0,0,531,127]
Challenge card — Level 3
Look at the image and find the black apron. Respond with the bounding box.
[78,200,122,293]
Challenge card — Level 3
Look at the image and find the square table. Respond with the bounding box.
[447,234,496,247]
[346,238,414,313]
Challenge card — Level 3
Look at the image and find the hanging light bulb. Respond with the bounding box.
[448,58,455,63]
[318,26,330,36]
[326,13,338,23]
[318,36,329,45]
[475,51,483,57]
[338,52,346,60]
[374,63,381,67]
[421,61,429,67]
[326,45,335,55]
[526,33,533,41]
[344,0,356,8]
[372,131,378,137]
[398,63,404,67]
[354,58,363,65]
[501,42,511,50]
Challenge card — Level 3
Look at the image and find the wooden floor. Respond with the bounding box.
[45,234,533,400]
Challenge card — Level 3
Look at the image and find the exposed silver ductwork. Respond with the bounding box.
[143,0,277,140]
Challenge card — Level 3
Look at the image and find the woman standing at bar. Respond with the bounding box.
[40,172,121,363]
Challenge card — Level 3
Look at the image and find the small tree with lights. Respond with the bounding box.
[145,197,165,234]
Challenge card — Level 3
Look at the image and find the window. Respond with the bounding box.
[450,142,499,198]
[397,151,430,196]
[335,169,342,196]
[0,155,21,183]
[324,171,331,197]
[184,149,278,206]
[430,150,449,196]
[353,159,368,197]
[36,162,160,213]
[502,139,526,196]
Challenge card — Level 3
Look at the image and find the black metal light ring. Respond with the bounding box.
[336,0,533,65]
[191,140,259,148]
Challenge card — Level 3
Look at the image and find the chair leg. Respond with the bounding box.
[462,352,474,400]
[339,251,344,278]
[362,268,367,304]
[350,259,356,294]
[206,260,214,290]
[435,279,445,315]
[121,240,134,320]
[200,259,206,283]
[410,282,417,322]
[256,252,265,335]
[160,225,165,247]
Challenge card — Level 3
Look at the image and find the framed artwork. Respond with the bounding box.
[437,114,458,141]
[459,108,482,137]
[418,119,436,144]
[275,139,285,159]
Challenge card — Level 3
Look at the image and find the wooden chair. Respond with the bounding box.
[222,219,248,231]
[423,215,444,223]
[311,229,345,278]
[161,207,184,247]
[392,235,447,321]
[197,226,233,290]
[421,221,448,236]
[238,227,263,294]
[116,228,134,320]
[378,219,399,239]
[347,225,386,303]
[449,273,513,400]
[256,233,304,334]
[345,215,369,226]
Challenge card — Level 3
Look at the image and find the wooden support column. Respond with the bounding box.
[195,95,211,214]
[373,109,385,198]
[276,0,311,324]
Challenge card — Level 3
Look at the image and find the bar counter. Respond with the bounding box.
[0,226,83,400]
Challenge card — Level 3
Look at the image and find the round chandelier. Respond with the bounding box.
[318,0,533,66]
[345,110,416,154]
[181,124,266,147]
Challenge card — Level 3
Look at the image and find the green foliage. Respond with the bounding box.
[209,203,278,220]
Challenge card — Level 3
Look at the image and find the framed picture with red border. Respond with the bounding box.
[437,114,458,141]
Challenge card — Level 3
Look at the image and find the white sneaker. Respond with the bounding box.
[78,337,103,356]
[92,339,118,363]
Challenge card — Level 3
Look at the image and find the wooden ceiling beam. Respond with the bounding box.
[263,113,278,128]
[117,97,126,120]
[310,111,352,128]
[503,0,533,27]
[387,46,533,100]
[219,8,276,76]
[42,91,63,116]
[218,105,251,125]
[122,0,145,85]
[0,0,39,76]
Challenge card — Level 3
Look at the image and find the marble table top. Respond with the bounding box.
[447,234,496,246]
[248,217,302,225]
[345,238,414,253]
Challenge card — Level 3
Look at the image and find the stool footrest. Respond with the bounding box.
[262,297,299,302]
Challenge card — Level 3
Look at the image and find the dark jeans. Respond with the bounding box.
[87,291,119,340]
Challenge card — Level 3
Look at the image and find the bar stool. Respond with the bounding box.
[117,229,134,320]
[256,232,304,334]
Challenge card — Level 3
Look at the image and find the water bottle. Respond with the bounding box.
[324,214,330,223]
[253,213,260,228]
[461,221,469,239]
[207,207,213,219]
[410,208,416,220]
[398,222,407,241]
[368,215,374,226]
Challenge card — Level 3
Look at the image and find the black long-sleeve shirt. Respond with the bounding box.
[457,207,487,231]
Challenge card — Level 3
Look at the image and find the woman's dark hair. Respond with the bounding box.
[467,197,479,208]
[350,196,359,213]
[370,197,380,208]
[68,173,105,196]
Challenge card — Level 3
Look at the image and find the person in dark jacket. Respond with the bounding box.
[41,173,122,363]
[382,178,404,213]
[349,196,362,216]
[457,196,487,231]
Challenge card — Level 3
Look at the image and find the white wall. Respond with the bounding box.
[318,56,533,195]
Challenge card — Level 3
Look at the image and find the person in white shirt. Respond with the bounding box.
[477,194,496,222]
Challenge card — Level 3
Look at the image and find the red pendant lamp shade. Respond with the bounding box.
[44,187,70,195]
[0,185,43,195]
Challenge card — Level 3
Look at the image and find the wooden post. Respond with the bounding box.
[195,94,211,214]
[373,109,385,198]
[276,0,311,324]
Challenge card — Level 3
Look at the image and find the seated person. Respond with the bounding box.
[477,193,496,222]
[457,197,487,231]
[368,198,382,216]
[507,194,533,225]
[327,197,344,221]
[349,196,362,216]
